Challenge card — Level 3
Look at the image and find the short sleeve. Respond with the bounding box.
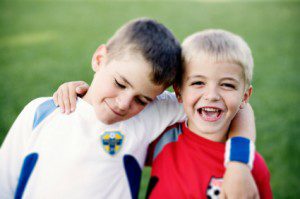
[0,97,49,198]
[140,91,186,143]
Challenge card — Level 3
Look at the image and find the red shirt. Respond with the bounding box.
[147,122,272,199]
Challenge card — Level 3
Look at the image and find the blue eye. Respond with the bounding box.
[115,79,126,89]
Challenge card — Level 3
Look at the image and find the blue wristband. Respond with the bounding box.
[225,137,255,169]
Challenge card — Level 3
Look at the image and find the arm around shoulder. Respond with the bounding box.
[142,91,186,142]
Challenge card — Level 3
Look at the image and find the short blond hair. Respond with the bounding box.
[182,29,253,89]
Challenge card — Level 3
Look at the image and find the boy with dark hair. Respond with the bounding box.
[0,18,184,199]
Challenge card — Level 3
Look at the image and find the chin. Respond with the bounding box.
[95,114,114,125]
[199,127,220,135]
[101,120,115,125]
[195,120,223,133]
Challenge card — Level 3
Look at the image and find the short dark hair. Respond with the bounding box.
[106,18,182,88]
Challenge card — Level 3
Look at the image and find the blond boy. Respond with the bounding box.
[146,29,272,198]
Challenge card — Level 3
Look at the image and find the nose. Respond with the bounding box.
[116,92,133,111]
[203,85,221,102]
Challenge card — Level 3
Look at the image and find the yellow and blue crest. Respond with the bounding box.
[101,131,124,155]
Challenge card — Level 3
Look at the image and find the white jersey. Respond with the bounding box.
[0,91,185,199]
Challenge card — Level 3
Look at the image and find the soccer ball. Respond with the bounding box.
[206,177,223,199]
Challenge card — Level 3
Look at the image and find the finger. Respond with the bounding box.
[73,80,87,87]
[61,85,71,114]
[219,193,225,199]
[68,83,78,112]
[76,84,89,95]
[73,81,88,94]
[57,89,65,113]
[53,91,58,107]
[253,189,260,199]
[219,188,226,199]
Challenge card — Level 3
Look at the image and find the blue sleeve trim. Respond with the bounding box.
[153,125,182,160]
[15,153,39,199]
[33,99,57,130]
[123,155,142,199]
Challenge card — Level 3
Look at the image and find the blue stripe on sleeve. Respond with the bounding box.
[153,125,182,160]
[33,99,57,130]
[15,153,39,199]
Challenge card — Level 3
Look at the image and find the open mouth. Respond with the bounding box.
[198,107,223,122]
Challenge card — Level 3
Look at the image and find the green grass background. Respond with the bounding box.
[0,0,299,198]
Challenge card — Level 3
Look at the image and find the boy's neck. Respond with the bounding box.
[186,120,227,143]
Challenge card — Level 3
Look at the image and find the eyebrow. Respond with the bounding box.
[118,74,154,102]
[220,77,240,83]
[119,75,133,88]
[187,75,206,81]
[188,75,240,83]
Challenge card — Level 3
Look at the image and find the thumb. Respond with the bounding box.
[219,188,226,199]
[76,84,89,95]
[73,81,88,87]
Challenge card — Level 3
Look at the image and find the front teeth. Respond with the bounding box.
[202,107,219,112]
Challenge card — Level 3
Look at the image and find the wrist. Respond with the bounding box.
[224,137,255,170]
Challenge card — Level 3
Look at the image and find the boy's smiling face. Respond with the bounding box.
[84,46,165,124]
[178,56,251,142]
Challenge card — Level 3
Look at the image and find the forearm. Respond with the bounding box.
[228,103,256,142]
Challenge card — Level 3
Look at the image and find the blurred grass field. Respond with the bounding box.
[0,0,299,198]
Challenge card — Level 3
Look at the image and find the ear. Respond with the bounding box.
[91,44,107,72]
[173,84,183,103]
[240,85,253,109]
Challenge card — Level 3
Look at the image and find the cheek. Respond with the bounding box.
[94,77,118,99]
[127,105,145,118]
[182,87,200,106]
[224,94,243,113]
[181,90,200,115]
